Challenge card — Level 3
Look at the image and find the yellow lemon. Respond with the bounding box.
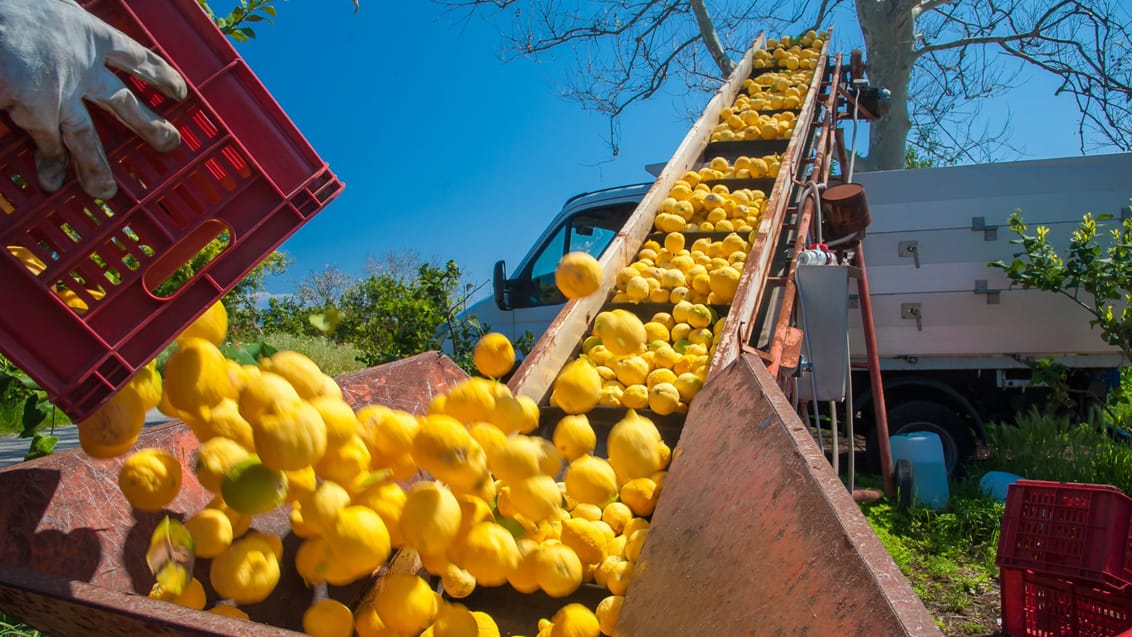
[308,396,360,447]
[374,573,438,635]
[207,495,252,538]
[442,562,477,599]
[444,377,498,424]
[126,361,163,412]
[315,434,372,486]
[620,477,660,517]
[471,611,501,637]
[507,539,542,593]
[488,435,543,483]
[553,414,596,461]
[297,480,352,536]
[195,436,251,494]
[413,414,489,492]
[594,310,646,357]
[674,373,704,402]
[433,602,480,637]
[460,521,520,586]
[474,332,516,378]
[607,410,664,482]
[326,505,392,581]
[303,599,353,637]
[535,542,584,598]
[258,350,326,400]
[564,455,618,507]
[510,475,564,522]
[210,536,280,604]
[550,359,602,415]
[647,382,681,416]
[118,448,181,511]
[601,502,633,534]
[253,400,328,472]
[611,356,649,387]
[177,301,228,346]
[467,422,508,459]
[555,251,603,299]
[352,477,407,547]
[620,384,649,410]
[164,337,236,419]
[208,604,249,620]
[560,518,607,565]
[200,398,255,450]
[355,405,416,457]
[237,372,300,425]
[149,576,206,610]
[401,481,462,556]
[185,507,233,559]
[596,595,623,636]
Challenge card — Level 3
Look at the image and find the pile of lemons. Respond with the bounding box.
[88,298,672,636]
[752,30,826,71]
[651,176,767,235]
[710,32,824,143]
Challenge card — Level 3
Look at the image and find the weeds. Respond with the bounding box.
[256,332,366,378]
[981,406,1132,494]
[0,612,40,637]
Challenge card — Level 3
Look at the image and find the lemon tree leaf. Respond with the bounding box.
[146,517,195,596]
[24,433,57,461]
[309,307,342,335]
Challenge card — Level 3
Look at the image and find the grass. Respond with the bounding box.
[981,406,1132,495]
[256,332,367,378]
[860,478,1004,634]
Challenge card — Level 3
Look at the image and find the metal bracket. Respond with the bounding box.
[898,240,920,268]
[848,294,859,309]
[974,279,1001,304]
[971,216,997,241]
[901,303,923,331]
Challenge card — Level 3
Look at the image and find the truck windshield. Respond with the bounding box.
[513,202,637,308]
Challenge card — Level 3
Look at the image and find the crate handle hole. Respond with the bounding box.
[143,218,232,299]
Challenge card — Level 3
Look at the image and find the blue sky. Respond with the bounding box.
[233,1,1089,298]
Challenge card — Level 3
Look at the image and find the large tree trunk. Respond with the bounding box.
[854,0,917,171]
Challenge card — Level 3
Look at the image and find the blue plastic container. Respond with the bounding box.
[890,432,950,510]
[978,471,1023,502]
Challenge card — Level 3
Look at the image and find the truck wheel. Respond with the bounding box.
[868,401,975,477]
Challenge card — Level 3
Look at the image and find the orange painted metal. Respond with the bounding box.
[616,352,943,636]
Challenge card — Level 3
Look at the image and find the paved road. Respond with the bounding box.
[0,409,172,468]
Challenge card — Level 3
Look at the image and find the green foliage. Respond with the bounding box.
[197,0,359,42]
[336,260,482,370]
[196,0,278,42]
[259,258,485,374]
[990,208,1132,365]
[981,407,1132,494]
[0,611,41,637]
[861,486,1001,612]
[0,358,66,461]
[258,332,366,377]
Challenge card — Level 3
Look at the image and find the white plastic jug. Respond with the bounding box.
[889,432,949,510]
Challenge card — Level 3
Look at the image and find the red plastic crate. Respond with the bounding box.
[998,480,1132,590]
[1001,567,1132,637]
[0,0,343,420]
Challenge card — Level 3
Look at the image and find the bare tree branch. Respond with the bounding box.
[690,0,735,75]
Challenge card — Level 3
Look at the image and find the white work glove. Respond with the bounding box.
[0,0,188,200]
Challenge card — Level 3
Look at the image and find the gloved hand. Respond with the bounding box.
[0,0,188,200]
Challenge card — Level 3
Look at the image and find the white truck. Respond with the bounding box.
[470,152,1132,473]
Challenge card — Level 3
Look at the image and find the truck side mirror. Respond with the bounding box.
[493,260,510,311]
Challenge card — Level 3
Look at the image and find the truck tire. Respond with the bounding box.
[868,401,975,477]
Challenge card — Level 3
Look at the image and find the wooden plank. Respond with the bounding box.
[507,32,769,404]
